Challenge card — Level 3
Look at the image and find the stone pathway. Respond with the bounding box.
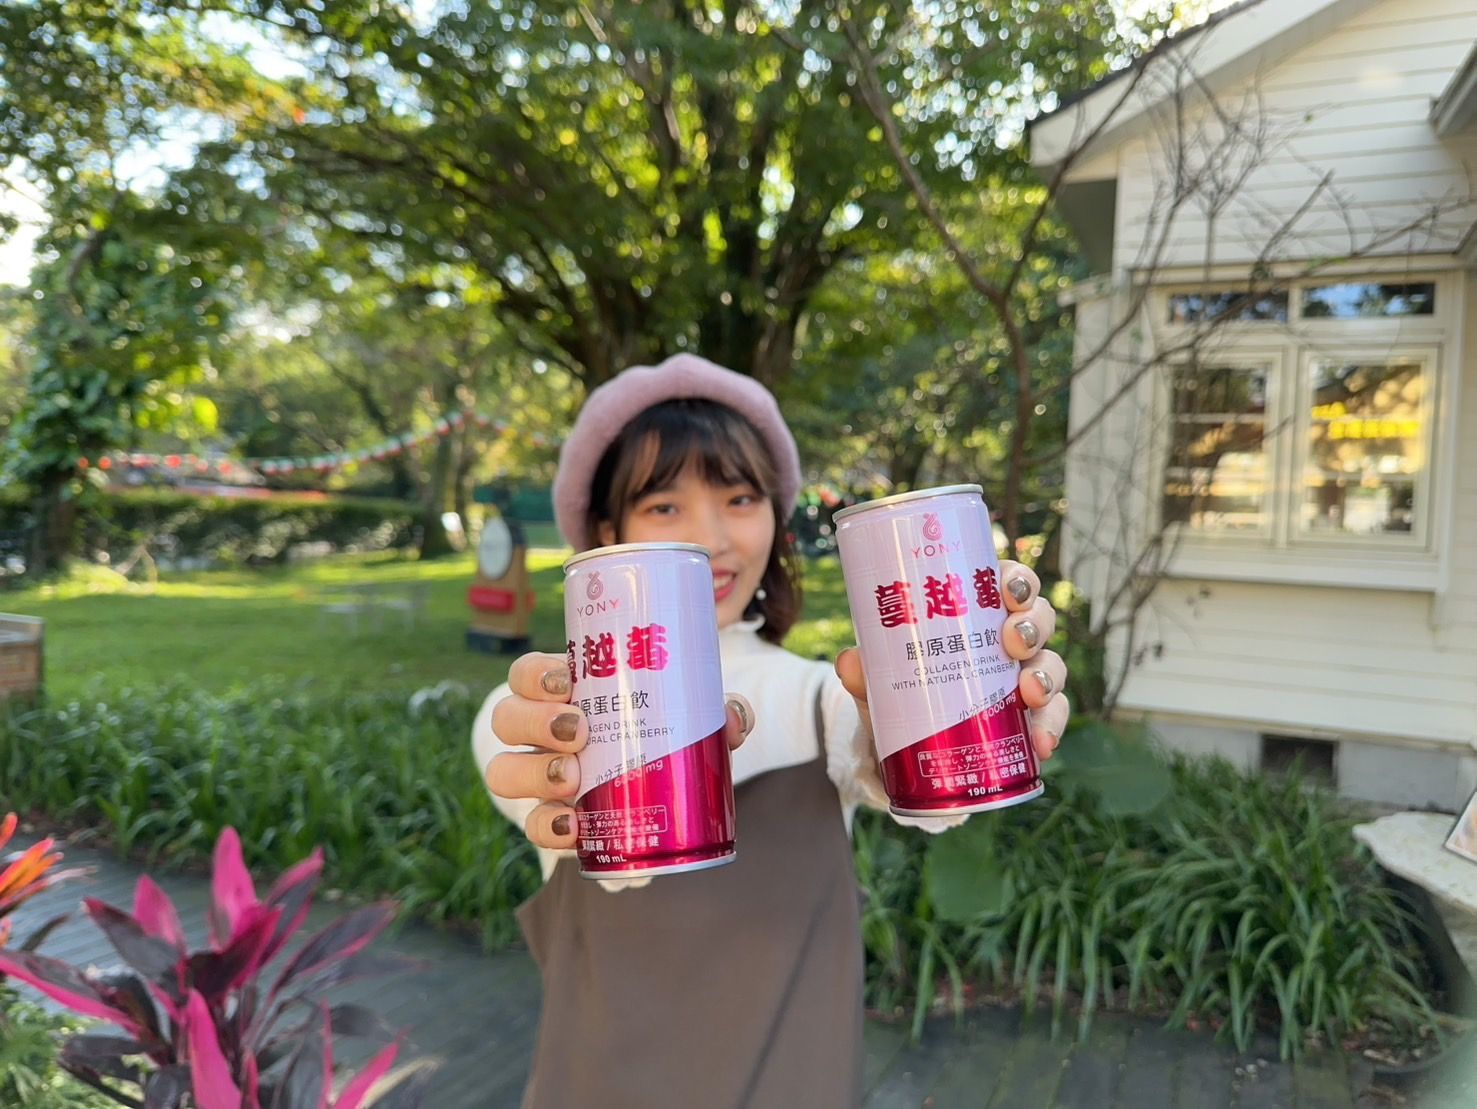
[8,834,1472,1107]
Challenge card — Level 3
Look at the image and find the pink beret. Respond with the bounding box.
[553,353,802,551]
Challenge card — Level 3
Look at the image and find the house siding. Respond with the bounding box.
[1110,0,1477,273]
[1079,214,1477,789]
[1062,0,1477,804]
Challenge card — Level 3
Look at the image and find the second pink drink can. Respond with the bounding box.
[834,484,1043,817]
[563,541,736,878]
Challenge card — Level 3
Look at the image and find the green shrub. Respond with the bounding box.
[0,490,420,567]
[0,680,539,949]
[0,685,1439,1060]
[859,722,1438,1058]
[0,987,113,1108]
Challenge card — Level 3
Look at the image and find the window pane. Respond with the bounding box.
[1170,365,1269,415]
[1301,282,1435,319]
[1168,289,1289,324]
[1163,460,1269,530]
[1302,359,1425,536]
[1163,366,1269,532]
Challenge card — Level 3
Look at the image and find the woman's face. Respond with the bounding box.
[597,464,776,629]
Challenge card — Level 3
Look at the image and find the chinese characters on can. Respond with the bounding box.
[875,571,1003,626]
[567,624,671,685]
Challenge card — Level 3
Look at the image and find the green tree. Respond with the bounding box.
[157,0,1155,391]
[0,287,32,442]
[180,0,905,388]
[0,0,1186,578]
[786,180,1078,558]
[210,270,575,556]
[0,2,264,573]
[831,1,1183,545]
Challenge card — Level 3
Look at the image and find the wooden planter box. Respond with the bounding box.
[0,615,43,702]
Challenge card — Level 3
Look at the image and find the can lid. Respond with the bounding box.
[563,541,712,572]
[832,484,984,524]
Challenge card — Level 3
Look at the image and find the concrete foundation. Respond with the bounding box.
[1146,717,1477,813]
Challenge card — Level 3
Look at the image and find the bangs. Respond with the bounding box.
[616,400,776,504]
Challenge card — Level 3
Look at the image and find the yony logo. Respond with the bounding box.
[575,599,620,616]
[577,570,619,615]
[912,512,961,558]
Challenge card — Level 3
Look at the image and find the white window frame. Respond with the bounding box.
[1154,351,1284,543]
[1290,344,1440,554]
[1151,271,1454,591]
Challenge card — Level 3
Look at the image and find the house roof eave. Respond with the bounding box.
[1458,222,1477,267]
[1029,0,1382,174]
[1432,46,1477,139]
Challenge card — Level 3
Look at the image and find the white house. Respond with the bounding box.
[1031,0,1477,810]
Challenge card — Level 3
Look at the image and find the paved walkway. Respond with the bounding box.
[7,834,1471,1107]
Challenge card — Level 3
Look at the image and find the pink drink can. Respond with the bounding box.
[562,542,736,878]
[834,485,1043,817]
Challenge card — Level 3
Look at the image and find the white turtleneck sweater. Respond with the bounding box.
[471,618,963,890]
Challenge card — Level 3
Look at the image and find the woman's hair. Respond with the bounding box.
[586,398,803,644]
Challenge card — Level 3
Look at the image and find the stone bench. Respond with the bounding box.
[1354,811,1477,983]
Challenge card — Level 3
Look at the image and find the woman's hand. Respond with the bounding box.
[485,652,756,850]
[834,558,1069,762]
[991,559,1069,758]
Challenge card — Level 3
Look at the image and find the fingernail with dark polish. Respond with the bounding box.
[552,814,571,837]
[1007,575,1032,604]
[546,756,569,784]
[727,698,752,734]
[550,713,580,744]
[540,668,571,697]
[1016,620,1040,649]
[1032,668,1054,698]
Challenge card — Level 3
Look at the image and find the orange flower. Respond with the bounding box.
[0,811,89,945]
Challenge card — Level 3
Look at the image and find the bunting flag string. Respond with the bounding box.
[84,414,874,510]
[81,409,558,479]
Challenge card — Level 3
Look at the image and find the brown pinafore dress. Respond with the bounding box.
[515,703,864,1109]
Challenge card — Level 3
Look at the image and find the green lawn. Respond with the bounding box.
[2,549,857,700]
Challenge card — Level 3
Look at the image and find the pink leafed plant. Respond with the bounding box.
[0,826,433,1108]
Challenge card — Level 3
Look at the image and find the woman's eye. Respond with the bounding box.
[643,502,678,516]
[730,492,759,507]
